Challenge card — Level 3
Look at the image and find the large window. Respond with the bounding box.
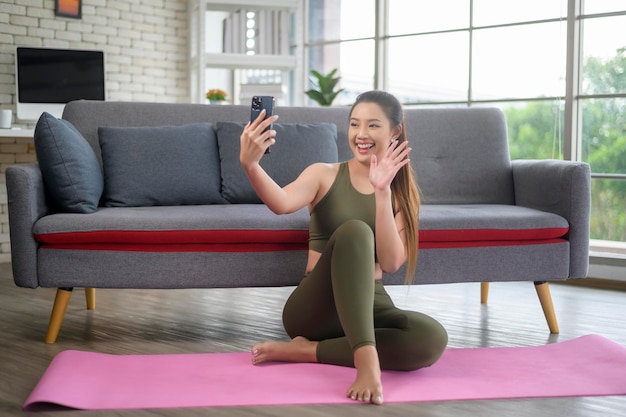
[579,7,626,253]
[305,0,626,257]
[388,31,469,103]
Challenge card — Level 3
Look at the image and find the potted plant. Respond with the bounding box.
[305,69,345,106]
[206,88,228,104]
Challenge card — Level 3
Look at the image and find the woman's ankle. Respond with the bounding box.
[348,345,384,404]
[353,345,381,376]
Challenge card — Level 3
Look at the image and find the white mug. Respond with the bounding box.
[0,109,12,129]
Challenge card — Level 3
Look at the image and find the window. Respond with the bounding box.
[388,32,469,103]
[304,0,626,258]
[388,0,468,35]
[473,0,565,26]
[306,0,375,105]
[580,11,626,249]
[472,22,566,100]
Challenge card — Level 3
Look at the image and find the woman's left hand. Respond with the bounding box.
[369,140,411,191]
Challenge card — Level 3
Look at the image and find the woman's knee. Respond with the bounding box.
[336,219,372,236]
[382,315,448,372]
[332,220,374,250]
[407,320,448,371]
[329,220,375,270]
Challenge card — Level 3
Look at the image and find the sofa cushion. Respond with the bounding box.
[418,204,569,248]
[98,123,227,207]
[34,112,103,213]
[33,204,568,251]
[216,122,338,203]
[33,205,311,252]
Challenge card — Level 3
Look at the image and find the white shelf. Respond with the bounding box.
[0,128,34,138]
[204,53,297,70]
[203,0,299,12]
[188,0,304,105]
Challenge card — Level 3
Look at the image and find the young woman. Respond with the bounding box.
[239,90,448,405]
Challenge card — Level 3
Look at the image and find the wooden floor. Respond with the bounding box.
[1,262,624,417]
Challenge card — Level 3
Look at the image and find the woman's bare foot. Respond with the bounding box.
[346,345,383,405]
[251,336,318,365]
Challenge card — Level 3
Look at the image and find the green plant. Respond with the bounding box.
[305,68,345,106]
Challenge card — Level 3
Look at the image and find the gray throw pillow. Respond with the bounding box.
[216,122,338,203]
[98,123,227,207]
[33,112,103,213]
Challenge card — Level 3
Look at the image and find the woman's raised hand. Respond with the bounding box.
[369,140,411,191]
[239,110,278,167]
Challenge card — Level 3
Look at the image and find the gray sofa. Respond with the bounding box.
[6,100,591,343]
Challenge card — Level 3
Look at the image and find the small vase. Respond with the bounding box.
[209,100,223,105]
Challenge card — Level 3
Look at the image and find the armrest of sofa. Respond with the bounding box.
[511,159,591,278]
[6,163,49,288]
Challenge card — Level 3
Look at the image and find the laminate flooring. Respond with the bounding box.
[1,262,624,417]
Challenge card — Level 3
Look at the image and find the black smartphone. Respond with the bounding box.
[250,95,275,154]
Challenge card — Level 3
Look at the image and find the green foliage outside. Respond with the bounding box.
[503,48,626,242]
[506,101,564,160]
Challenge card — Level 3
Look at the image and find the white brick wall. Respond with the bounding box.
[0,135,36,263]
[0,0,189,259]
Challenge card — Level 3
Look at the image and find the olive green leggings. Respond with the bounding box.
[282,219,448,371]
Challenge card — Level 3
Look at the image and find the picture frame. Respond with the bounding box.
[55,0,82,19]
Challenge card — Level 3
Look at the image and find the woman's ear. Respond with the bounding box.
[391,125,403,141]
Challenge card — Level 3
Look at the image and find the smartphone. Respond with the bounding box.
[250,95,275,154]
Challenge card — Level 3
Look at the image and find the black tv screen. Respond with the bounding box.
[16,47,105,104]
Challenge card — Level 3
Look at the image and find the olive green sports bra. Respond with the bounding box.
[309,162,377,252]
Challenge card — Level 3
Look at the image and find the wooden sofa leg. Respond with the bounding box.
[85,288,96,310]
[480,282,490,304]
[534,281,560,334]
[45,288,73,344]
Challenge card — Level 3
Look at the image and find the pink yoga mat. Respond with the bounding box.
[24,334,626,411]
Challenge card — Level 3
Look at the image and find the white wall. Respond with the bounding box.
[0,0,189,261]
[0,0,189,128]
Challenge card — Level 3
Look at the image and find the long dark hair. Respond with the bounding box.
[350,90,421,284]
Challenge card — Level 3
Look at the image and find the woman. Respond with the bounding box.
[239,90,448,405]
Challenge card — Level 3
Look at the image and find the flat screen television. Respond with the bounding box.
[15,47,105,121]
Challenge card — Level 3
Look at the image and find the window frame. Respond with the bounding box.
[302,0,626,266]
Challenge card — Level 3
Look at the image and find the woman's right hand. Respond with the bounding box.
[239,110,278,168]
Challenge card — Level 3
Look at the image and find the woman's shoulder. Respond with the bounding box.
[304,162,342,209]
[302,161,341,178]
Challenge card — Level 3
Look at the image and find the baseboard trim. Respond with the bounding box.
[554,278,626,292]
